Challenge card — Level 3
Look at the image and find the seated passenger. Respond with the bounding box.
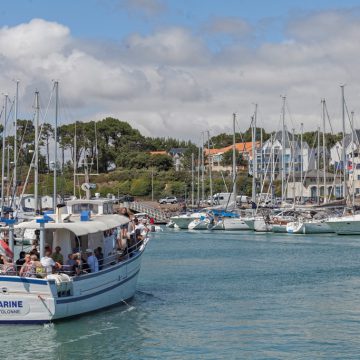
[52,246,64,265]
[0,255,16,275]
[31,254,45,278]
[86,249,99,273]
[20,254,36,278]
[95,247,104,270]
[66,253,76,266]
[41,250,60,276]
[16,251,26,274]
[73,253,90,275]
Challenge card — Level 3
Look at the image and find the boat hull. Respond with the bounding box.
[254,219,272,232]
[170,216,194,229]
[327,219,360,235]
[0,249,145,324]
[287,221,334,234]
[223,218,249,230]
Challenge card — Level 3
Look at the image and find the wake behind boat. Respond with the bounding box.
[0,199,149,324]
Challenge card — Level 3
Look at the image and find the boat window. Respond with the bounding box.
[72,203,99,214]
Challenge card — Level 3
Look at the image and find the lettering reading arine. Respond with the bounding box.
[0,301,23,308]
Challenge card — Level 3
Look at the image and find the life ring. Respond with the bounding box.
[0,239,14,259]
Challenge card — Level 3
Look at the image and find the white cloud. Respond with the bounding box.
[1,11,360,144]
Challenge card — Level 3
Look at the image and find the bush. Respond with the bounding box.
[130,177,151,196]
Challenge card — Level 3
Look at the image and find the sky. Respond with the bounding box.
[1,0,360,143]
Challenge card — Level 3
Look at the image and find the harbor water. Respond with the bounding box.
[2,229,360,359]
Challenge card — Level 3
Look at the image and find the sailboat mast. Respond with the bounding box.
[201,132,205,204]
[191,152,194,207]
[351,111,355,208]
[317,126,320,205]
[251,115,256,203]
[73,121,77,197]
[300,122,303,203]
[281,96,286,203]
[232,113,237,205]
[34,91,39,214]
[292,128,295,203]
[207,131,213,206]
[197,145,200,206]
[54,81,59,211]
[322,99,327,203]
[13,80,19,201]
[341,85,347,201]
[1,94,8,218]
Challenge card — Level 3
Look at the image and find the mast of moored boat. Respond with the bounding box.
[292,127,295,205]
[34,91,39,214]
[316,126,320,205]
[54,81,59,211]
[341,85,347,202]
[351,111,355,208]
[281,96,286,204]
[12,80,19,207]
[251,115,256,204]
[1,94,8,218]
[232,113,237,206]
[201,132,205,204]
[300,123,304,203]
[197,145,200,206]
[73,121,77,197]
[207,131,213,206]
[322,99,327,203]
[191,152,195,207]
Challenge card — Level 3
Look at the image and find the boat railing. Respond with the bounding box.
[0,236,147,279]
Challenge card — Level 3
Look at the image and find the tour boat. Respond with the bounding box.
[0,199,149,324]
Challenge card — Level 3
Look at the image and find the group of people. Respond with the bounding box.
[118,207,150,253]
[0,244,105,278]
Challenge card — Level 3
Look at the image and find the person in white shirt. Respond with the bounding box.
[40,250,57,275]
[86,249,99,273]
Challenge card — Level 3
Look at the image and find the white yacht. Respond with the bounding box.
[326,213,360,235]
[170,213,205,229]
[0,199,149,324]
[286,219,333,234]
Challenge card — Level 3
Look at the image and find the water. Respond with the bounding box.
[2,230,360,359]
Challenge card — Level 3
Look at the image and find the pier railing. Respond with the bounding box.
[125,201,169,222]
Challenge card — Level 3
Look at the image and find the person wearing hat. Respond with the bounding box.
[86,248,99,273]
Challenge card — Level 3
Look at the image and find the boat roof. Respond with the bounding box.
[66,199,114,206]
[15,214,128,236]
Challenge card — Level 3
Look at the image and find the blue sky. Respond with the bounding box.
[1,0,360,139]
[3,0,360,42]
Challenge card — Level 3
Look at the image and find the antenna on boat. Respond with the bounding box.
[340,84,346,201]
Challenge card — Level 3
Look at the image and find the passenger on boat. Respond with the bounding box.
[31,254,45,277]
[41,250,60,276]
[95,247,104,270]
[19,254,36,277]
[73,253,90,275]
[86,249,99,273]
[66,253,76,266]
[0,255,16,275]
[52,246,64,265]
[15,251,26,273]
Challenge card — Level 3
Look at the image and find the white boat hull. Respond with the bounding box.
[327,217,360,235]
[243,218,255,230]
[287,221,333,234]
[254,219,272,232]
[223,218,249,230]
[0,248,145,324]
[188,220,210,230]
[170,216,197,229]
[272,224,287,233]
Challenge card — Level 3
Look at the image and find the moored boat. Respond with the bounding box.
[0,199,149,324]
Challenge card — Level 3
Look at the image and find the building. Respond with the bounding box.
[286,170,342,200]
[256,129,316,180]
[149,148,187,171]
[204,142,260,172]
